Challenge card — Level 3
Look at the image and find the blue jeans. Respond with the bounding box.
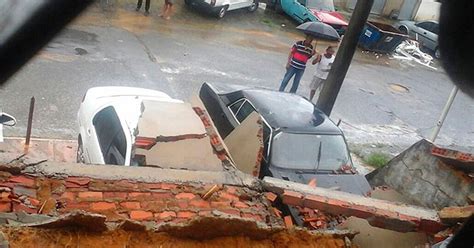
[279,66,305,93]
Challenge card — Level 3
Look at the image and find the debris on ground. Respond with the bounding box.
[392,40,436,70]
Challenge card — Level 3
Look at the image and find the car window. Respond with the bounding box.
[235,100,256,123]
[229,99,245,115]
[431,23,439,35]
[416,22,431,31]
[93,106,127,165]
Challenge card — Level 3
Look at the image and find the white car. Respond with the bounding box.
[185,0,258,19]
[77,86,223,171]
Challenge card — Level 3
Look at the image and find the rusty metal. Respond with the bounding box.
[24,97,35,153]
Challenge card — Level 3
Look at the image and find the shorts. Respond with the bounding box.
[165,0,174,5]
[310,76,325,90]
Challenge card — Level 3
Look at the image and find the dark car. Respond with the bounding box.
[199,83,371,197]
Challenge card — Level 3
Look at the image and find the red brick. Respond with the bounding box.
[177,211,196,218]
[167,200,189,209]
[284,216,293,228]
[65,177,90,186]
[59,192,76,202]
[210,201,230,208]
[0,202,11,212]
[190,199,211,208]
[198,210,212,216]
[242,213,264,222]
[226,186,239,195]
[13,203,36,214]
[160,183,177,190]
[91,202,116,211]
[282,190,303,206]
[120,201,141,210]
[220,209,241,216]
[78,191,103,201]
[175,193,196,200]
[64,202,90,210]
[140,200,167,211]
[9,176,35,188]
[157,211,177,220]
[28,198,40,207]
[65,182,83,188]
[130,210,154,220]
[0,192,11,202]
[265,192,278,202]
[219,192,239,202]
[128,192,151,200]
[151,192,174,199]
[233,201,249,209]
[144,183,162,189]
[103,192,127,200]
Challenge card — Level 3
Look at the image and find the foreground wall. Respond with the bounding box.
[368,139,473,209]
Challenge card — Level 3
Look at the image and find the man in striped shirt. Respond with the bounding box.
[279,35,315,93]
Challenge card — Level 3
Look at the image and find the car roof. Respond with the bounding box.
[238,89,342,134]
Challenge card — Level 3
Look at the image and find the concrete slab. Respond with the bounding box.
[0,138,76,163]
[138,101,205,137]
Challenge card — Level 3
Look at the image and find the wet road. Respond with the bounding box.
[0,1,473,153]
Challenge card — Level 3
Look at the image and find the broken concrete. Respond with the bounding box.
[24,211,108,232]
[368,139,473,209]
[18,161,258,187]
[262,177,445,233]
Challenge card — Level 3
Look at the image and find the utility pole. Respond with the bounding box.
[316,0,374,116]
[429,86,458,142]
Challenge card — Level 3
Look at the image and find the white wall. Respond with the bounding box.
[414,0,440,21]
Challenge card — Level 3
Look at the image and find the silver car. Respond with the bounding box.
[394,20,440,58]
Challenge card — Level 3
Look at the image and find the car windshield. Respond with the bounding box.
[306,0,335,11]
[271,132,351,171]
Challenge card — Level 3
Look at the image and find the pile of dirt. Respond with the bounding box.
[0,227,356,248]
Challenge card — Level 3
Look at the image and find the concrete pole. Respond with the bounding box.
[429,86,459,142]
[316,0,374,116]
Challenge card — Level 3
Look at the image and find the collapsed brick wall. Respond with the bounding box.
[0,173,280,226]
[368,140,473,209]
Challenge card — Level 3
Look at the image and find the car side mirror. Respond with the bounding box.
[0,113,16,126]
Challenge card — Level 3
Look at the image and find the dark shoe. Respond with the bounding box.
[135,7,140,11]
[144,11,150,16]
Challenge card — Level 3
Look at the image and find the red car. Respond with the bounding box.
[307,0,348,34]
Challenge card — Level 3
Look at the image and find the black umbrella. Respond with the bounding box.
[296,21,340,41]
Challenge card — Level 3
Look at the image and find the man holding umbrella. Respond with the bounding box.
[279,21,340,94]
[279,35,315,93]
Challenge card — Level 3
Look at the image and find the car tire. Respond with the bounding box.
[76,136,85,163]
[399,26,408,35]
[247,0,259,12]
[434,47,441,59]
[216,6,228,19]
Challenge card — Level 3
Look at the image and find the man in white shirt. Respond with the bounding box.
[309,46,335,101]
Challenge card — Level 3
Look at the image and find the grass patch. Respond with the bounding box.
[364,152,391,168]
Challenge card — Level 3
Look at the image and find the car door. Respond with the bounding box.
[423,22,438,51]
[91,106,129,165]
[412,21,433,48]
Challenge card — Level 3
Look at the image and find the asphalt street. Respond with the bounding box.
[0,1,473,153]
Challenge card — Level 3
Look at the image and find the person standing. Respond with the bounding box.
[159,0,174,20]
[279,35,315,93]
[136,0,151,16]
[309,46,335,101]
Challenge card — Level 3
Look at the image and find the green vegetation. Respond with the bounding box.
[364,152,391,168]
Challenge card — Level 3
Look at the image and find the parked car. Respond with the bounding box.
[185,0,259,19]
[393,20,440,58]
[77,86,224,171]
[199,83,371,196]
[267,0,347,34]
